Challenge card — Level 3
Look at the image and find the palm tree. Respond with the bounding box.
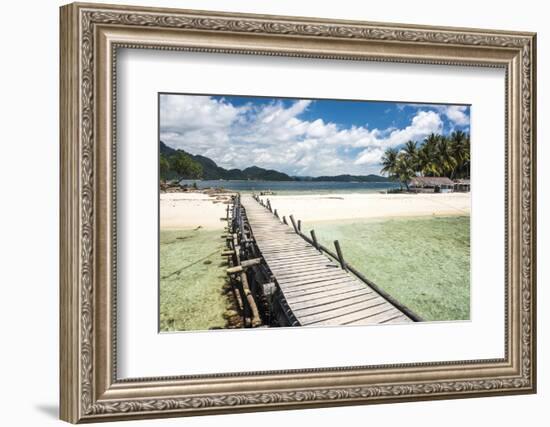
[395,153,415,190]
[403,140,418,171]
[449,130,470,179]
[380,147,399,177]
[435,136,457,178]
[418,133,440,177]
[378,131,470,190]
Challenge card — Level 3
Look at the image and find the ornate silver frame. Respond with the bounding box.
[60,2,536,423]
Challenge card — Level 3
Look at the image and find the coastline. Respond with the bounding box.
[258,192,470,224]
[160,192,233,230]
[160,191,470,230]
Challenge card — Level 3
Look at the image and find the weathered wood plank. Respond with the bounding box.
[310,305,401,326]
[381,315,412,324]
[276,271,352,287]
[280,276,357,292]
[291,290,376,314]
[268,261,337,272]
[262,250,329,260]
[262,255,333,268]
[299,297,388,325]
[284,283,369,303]
[269,263,340,277]
[266,260,336,271]
[278,279,360,297]
[274,269,348,283]
[260,248,319,256]
[346,308,407,325]
[286,289,374,310]
[239,195,414,326]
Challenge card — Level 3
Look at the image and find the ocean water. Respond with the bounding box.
[178,179,401,195]
[312,216,471,321]
[159,228,229,332]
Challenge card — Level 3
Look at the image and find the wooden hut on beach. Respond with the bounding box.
[453,179,471,192]
[409,176,455,193]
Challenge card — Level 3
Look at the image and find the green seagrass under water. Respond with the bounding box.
[159,228,228,332]
[160,216,470,331]
[312,215,471,321]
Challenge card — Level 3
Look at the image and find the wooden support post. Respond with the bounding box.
[334,240,347,271]
[283,216,288,225]
[310,230,320,251]
[226,257,262,274]
[267,199,272,212]
[238,280,252,328]
[289,215,298,233]
[297,219,302,232]
[240,272,262,327]
[274,209,279,218]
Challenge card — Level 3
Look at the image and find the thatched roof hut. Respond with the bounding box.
[454,179,471,192]
[409,176,455,188]
[454,179,470,185]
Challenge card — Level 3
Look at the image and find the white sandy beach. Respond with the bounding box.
[259,193,470,223]
[160,191,471,229]
[160,192,233,230]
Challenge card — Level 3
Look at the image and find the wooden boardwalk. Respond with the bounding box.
[240,195,413,326]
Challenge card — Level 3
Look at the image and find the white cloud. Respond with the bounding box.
[354,148,385,166]
[436,105,470,126]
[353,111,442,166]
[160,95,448,176]
[384,110,443,147]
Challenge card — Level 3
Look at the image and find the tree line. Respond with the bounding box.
[160,152,203,182]
[380,130,470,190]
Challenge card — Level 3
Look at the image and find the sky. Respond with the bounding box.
[159,93,470,177]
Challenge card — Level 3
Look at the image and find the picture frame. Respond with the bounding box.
[59,2,537,423]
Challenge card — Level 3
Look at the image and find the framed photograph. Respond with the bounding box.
[60,2,537,423]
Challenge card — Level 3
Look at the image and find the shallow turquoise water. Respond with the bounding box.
[179,179,401,195]
[311,216,471,321]
[159,229,229,331]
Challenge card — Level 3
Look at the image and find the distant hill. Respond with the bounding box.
[160,141,389,182]
[160,141,294,181]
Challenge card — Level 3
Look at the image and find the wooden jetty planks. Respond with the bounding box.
[283,282,369,303]
[298,296,390,325]
[240,195,414,326]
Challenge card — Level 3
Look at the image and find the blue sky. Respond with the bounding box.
[160,94,470,177]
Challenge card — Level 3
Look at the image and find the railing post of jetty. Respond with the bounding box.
[334,240,347,271]
[282,216,288,225]
[289,215,298,233]
[274,209,279,219]
[297,220,302,232]
[310,230,320,251]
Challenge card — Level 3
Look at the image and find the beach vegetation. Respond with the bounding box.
[381,132,470,185]
[159,154,170,182]
[170,152,203,181]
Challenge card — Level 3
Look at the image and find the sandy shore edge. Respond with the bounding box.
[160,191,471,229]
